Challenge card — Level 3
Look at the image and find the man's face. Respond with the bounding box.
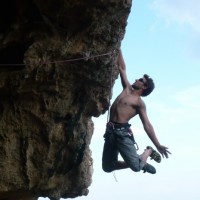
[132,77,147,90]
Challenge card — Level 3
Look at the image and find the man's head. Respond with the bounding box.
[132,74,155,97]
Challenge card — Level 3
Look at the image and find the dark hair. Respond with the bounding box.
[142,74,155,97]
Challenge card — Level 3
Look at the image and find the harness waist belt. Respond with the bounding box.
[108,121,130,129]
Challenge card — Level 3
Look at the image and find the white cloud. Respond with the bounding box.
[150,0,200,60]
[146,85,200,129]
[151,0,200,33]
[151,0,200,61]
[172,85,200,109]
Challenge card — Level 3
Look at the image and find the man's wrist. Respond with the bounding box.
[155,143,161,148]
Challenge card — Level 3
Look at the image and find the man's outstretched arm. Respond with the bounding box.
[138,101,171,158]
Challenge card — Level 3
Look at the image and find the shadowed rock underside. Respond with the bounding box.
[0,0,132,199]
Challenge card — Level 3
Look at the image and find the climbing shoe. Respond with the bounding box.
[142,163,156,174]
[147,146,161,163]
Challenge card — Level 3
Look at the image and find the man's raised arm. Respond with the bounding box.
[117,49,131,88]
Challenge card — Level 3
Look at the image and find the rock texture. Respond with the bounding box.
[0,0,131,199]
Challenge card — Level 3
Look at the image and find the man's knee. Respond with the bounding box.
[129,163,141,172]
[102,163,114,173]
[130,166,140,172]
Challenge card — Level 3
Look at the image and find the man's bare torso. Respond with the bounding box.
[109,88,142,123]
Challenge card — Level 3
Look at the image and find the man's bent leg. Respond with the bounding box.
[140,148,152,169]
[113,161,129,170]
[116,135,141,172]
[140,148,156,174]
[102,139,118,173]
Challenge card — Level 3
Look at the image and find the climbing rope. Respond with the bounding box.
[106,50,117,122]
[0,51,113,66]
[113,171,118,182]
[105,50,119,183]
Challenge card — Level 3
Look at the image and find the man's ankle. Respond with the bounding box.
[145,148,152,156]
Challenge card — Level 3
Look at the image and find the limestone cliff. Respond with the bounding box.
[0,0,132,199]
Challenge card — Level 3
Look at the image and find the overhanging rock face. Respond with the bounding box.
[0,0,132,199]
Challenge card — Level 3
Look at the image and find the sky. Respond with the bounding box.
[40,0,200,200]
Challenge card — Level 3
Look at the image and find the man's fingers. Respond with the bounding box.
[167,150,172,154]
[165,152,169,158]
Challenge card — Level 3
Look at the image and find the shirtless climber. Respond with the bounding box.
[102,49,171,174]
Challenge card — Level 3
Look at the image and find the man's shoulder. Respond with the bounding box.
[137,97,146,108]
